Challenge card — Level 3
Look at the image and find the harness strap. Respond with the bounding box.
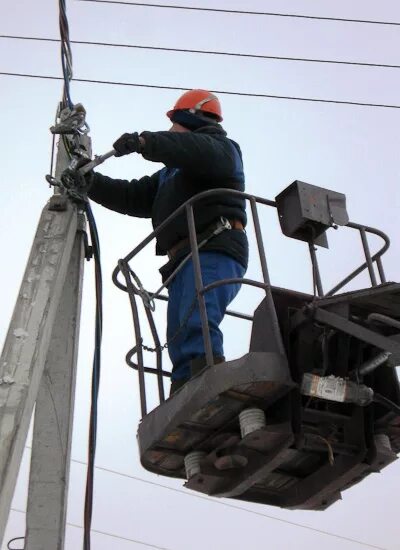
[167,217,243,260]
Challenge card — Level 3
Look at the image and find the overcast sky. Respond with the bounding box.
[1,0,400,548]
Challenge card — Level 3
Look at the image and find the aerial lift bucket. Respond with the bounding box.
[113,181,400,510]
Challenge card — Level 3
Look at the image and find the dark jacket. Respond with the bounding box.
[88,125,248,280]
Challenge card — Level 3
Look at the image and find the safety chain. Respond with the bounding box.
[123,264,199,353]
[124,217,233,353]
[142,296,198,353]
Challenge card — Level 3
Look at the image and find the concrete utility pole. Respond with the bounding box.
[0,127,91,548]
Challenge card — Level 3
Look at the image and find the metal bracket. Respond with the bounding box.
[76,212,92,261]
[48,195,68,212]
[50,103,90,135]
[313,307,400,354]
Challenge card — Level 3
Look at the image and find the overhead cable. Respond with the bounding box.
[6,537,24,550]
[65,456,386,550]
[77,0,400,27]
[2,34,400,70]
[9,507,171,550]
[59,0,73,107]
[2,72,400,110]
[20,442,387,549]
[56,2,103,547]
[83,202,103,550]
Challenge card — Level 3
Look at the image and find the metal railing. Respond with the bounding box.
[325,222,389,296]
[112,189,390,416]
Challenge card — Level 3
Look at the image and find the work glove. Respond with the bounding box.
[61,157,94,197]
[113,132,142,157]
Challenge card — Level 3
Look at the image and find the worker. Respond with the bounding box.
[64,89,248,394]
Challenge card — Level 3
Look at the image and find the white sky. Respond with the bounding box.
[1,0,400,548]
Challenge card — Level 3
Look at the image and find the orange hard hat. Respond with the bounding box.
[167,89,223,122]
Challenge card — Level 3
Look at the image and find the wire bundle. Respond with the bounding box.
[83,203,103,550]
[57,2,103,548]
[59,0,74,107]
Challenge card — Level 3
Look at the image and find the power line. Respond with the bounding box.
[66,457,387,550]
[2,71,400,110]
[77,0,400,27]
[9,507,172,550]
[2,34,400,70]
[21,444,387,549]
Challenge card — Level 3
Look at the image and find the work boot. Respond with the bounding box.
[190,355,225,377]
[169,356,225,396]
[169,377,189,396]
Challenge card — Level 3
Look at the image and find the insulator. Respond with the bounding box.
[239,407,266,438]
[374,433,392,451]
[184,450,206,479]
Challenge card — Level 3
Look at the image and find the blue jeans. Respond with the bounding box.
[167,251,246,381]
